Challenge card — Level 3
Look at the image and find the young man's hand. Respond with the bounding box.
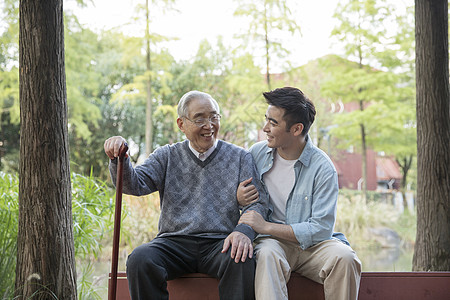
[238,210,267,234]
[237,178,259,206]
[222,231,253,263]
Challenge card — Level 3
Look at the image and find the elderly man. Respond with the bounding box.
[104,90,269,300]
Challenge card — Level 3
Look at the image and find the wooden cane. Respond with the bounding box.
[108,143,128,300]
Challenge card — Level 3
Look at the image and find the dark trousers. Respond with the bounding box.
[126,235,255,300]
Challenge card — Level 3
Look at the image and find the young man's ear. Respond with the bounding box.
[291,123,304,136]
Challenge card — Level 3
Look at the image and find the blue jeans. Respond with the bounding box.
[126,235,255,300]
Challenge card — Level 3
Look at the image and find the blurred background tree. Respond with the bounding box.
[233,0,301,90]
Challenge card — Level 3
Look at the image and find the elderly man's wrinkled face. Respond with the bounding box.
[177,97,220,153]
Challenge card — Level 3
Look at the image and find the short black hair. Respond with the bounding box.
[263,87,316,135]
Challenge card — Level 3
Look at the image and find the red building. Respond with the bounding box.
[331,148,402,191]
[326,101,403,191]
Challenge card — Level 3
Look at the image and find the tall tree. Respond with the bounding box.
[133,0,176,156]
[15,0,77,298]
[111,45,176,161]
[145,0,153,156]
[330,0,393,201]
[383,3,416,209]
[413,0,450,271]
[1,4,105,175]
[233,0,300,90]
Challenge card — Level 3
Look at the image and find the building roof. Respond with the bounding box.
[376,156,402,180]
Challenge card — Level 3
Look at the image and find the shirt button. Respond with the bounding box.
[304,196,308,201]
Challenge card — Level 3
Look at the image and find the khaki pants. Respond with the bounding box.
[254,237,362,300]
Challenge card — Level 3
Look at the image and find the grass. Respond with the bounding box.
[0,173,19,300]
[335,189,416,251]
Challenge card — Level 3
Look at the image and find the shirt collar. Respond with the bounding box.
[266,135,314,167]
[188,140,218,161]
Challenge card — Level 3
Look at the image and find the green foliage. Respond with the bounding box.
[65,14,103,142]
[163,39,268,147]
[168,39,231,97]
[68,29,146,177]
[0,172,115,299]
[72,172,114,259]
[0,0,19,69]
[153,104,181,147]
[132,0,178,28]
[233,0,301,86]
[328,0,404,144]
[331,0,393,64]
[0,172,18,299]
[284,55,342,149]
[73,172,116,299]
[76,263,102,300]
[327,0,417,192]
[233,0,301,54]
[0,0,20,174]
[0,68,19,124]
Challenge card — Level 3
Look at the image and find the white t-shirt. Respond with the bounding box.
[264,151,297,223]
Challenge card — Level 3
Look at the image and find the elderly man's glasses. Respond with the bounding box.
[184,114,221,127]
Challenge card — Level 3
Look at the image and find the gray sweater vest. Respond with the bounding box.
[109,140,269,240]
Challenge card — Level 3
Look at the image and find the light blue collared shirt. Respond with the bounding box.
[249,135,348,250]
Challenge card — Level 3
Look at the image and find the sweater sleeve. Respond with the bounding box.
[233,152,271,240]
[109,146,168,196]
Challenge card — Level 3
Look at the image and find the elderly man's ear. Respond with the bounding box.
[177,118,186,133]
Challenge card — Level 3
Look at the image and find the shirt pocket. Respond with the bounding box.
[286,192,313,222]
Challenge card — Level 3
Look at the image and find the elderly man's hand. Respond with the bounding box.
[104,136,127,160]
[222,231,253,263]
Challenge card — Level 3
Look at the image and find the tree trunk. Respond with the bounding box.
[397,155,412,211]
[413,0,450,271]
[15,0,77,298]
[359,101,367,203]
[145,0,153,156]
[357,52,367,203]
[264,2,271,90]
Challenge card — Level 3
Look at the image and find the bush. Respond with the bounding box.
[0,171,115,300]
[71,172,115,299]
[0,172,19,299]
[72,172,114,259]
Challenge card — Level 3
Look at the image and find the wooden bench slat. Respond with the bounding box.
[110,271,450,300]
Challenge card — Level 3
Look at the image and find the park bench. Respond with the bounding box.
[109,148,450,299]
[109,271,450,299]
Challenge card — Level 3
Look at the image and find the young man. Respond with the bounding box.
[238,87,361,300]
[105,90,269,300]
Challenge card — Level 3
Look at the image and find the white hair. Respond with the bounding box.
[177,91,220,118]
